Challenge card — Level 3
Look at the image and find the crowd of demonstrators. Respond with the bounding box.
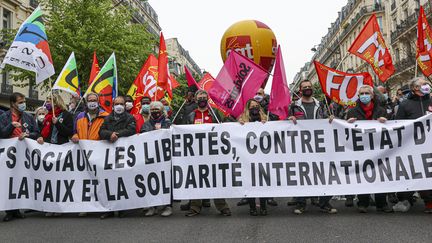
[3,76,432,221]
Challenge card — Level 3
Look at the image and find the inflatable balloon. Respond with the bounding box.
[220,20,277,74]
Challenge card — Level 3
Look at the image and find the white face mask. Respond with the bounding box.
[114,105,125,114]
[37,115,45,123]
[125,102,133,111]
[87,101,99,110]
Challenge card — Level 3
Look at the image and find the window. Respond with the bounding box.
[395,48,400,62]
[377,16,384,33]
[2,8,12,30]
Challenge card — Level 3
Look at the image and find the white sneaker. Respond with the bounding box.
[160,206,173,217]
[144,207,156,217]
[393,200,410,212]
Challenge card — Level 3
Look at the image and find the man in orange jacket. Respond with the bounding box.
[71,93,109,142]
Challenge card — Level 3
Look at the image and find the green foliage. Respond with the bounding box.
[2,0,158,94]
[313,82,325,102]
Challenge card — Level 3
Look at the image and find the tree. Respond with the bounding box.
[2,0,157,95]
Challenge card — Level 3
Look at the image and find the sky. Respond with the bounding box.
[150,0,347,90]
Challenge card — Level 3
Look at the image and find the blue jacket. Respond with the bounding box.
[0,110,39,139]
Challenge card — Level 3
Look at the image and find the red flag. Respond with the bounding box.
[314,61,373,107]
[209,51,269,118]
[157,32,169,91]
[198,73,229,116]
[88,51,100,85]
[417,6,432,77]
[348,14,394,82]
[126,54,164,114]
[268,46,291,120]
[185,66,199,89]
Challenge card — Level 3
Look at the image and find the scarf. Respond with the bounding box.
[41,107,63,139]
[360,101,374,120]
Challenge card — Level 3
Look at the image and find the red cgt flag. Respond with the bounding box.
[348,14,394,82]
[417,6,432,77]
[126,54,164,114]
[88,51,100,85]
[314,61,373,107]
[185,66,199,89]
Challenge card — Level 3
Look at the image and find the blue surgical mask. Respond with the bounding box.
[359,94,371,104]
[164,106,170,112]
[383,93,388,100]
[141,104,150,113]
[17,103,26,112]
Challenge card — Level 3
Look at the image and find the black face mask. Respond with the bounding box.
[249,107,260,121]
[197,99,208,108]
[302,88,313,97]
[151,111,162,120]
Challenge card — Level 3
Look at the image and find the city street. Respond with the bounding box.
[0,198,431,242]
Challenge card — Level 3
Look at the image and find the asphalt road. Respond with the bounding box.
[0,198,431,243]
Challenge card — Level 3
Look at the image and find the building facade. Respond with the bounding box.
[166,38,202,78]
[293,0,430,95]
[0,0,43,111]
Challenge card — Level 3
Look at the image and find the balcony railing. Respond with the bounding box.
[30,0,38,9]
[394,57,416,74]
[391,4,431,43]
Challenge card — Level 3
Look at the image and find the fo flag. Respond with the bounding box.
[0,6,55,84]
[417,6,432,77]
[348,14,394,82]
[52,52,80,97]
[209,51,268,118]
[127,54,164,114]
[85,53,118,113]
[268,46,291,120]
[314,61,373,107]
[198,73,229,116]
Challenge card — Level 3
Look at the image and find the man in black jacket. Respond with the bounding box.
[0,92,39,222]
[287,80,336,215]
[346,85,392,213]
[99,96,136,219]
[394,77,432,213]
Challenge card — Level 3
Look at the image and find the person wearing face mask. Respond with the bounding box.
[0,92,39,222]
[394,77,432,213]
[98,96,136,219]
[160,98,172,118]
[71,93,108,143]
[238,99,269,216]
[346,85,392,213]
[125,95,134,114]
[69,95,85,119]
[71,93,108,217]
[140,101,172,217]
[134,96,151,133]
[287,80,337,215]
[174,86,198,125]
[34,106,48,132]
[185,90,232,217]
[377,85,395,120]
[37,93,74,217]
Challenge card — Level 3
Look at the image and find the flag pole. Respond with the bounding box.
[207,104,221,124]
[48,78,56,118]
[171,99,187,123]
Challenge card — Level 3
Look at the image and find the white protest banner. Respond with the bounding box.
[0,130,172,212]
[171,116,432,199]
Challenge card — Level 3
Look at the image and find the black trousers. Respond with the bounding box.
[248,198,267,210]
[357,193,387,208]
